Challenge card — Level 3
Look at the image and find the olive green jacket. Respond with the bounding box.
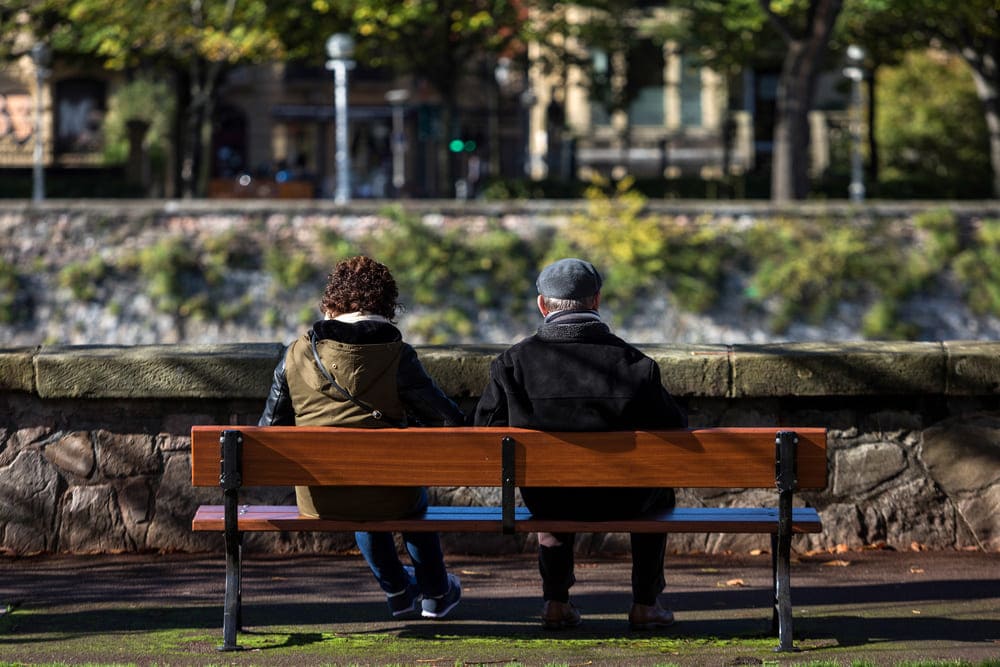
[259,318,464,519]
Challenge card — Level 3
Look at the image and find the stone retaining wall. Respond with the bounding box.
[2,341,999,556]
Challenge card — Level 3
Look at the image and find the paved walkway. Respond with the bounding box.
[1,549,999,665]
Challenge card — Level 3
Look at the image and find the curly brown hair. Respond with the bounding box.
[320,256,399,319]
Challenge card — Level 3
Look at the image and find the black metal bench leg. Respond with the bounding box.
[773,430,799,653]
[221,487,243,651]
[218,429,245,652]
[774,489,796,652]
[770,532,779,636]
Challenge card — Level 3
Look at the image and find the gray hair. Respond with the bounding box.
[541,294,599,312]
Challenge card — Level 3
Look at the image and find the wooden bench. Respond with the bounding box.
[191,425,827,652]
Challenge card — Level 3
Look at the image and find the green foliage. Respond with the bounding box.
[265,245,318,291]
[877,50,992,199]
[406,309,476,345]
[317,228,359,269]
[123,232,261,320]
[59,0,286,69]
[747,219,874,332]
[133,236,206,316]
[548,175,732,314]
[742,208,970,338]
[362,205,541,341]
[551,175,662,301]
[953,219,1000,316]
[58,255,110,301]
[101,77,174,178]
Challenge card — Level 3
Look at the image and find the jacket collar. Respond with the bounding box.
[312,318,401,345]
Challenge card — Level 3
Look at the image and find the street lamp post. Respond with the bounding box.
[325,33,355,203]
[843,45,866,203]
[30,42,51,203]
[385,89,409,196]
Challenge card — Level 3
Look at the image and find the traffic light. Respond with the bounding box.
[448,138,477,153]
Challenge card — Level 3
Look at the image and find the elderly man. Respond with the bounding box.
[473,257,687,631]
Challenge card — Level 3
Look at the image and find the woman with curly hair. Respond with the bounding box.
[259,255,463,619]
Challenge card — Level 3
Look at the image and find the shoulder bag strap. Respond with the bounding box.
[309,331,405,427]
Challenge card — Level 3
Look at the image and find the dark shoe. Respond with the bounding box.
[541,600,582,630]
[629,602,674,630]
[387,566,421,617]
[421,573,461,619]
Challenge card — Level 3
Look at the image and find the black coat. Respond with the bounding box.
[473,318,686,431]
[472,316,687,520]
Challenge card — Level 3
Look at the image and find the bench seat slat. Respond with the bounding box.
[192,504,822,534]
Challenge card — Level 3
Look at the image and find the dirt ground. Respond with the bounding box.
[1,548,999,666]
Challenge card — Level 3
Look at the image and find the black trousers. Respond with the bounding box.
[521,487,674,606]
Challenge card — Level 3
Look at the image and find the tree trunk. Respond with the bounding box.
[771,41,813,201]
[764,0,843,202]
[965,59,1000,198]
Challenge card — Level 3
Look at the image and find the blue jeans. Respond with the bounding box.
[354,490,449,597]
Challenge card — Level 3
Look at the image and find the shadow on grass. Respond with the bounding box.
[2,576,998,654]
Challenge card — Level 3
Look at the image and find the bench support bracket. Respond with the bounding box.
[219,429,245,652]
[501,436,516,535]
[772,430,800,653]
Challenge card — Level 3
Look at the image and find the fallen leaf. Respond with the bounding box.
[835,543,849,554]
[749,548,766,556]
[722,578,746,587]
[909,566,925,574]
[910,541,927,552]
[822,560,851,567]
[912,609,922,615]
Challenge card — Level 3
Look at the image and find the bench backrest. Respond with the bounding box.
[190,426,827,490]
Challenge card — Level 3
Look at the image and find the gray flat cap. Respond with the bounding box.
[536,258,603,299]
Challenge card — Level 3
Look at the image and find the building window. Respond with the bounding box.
[590,48,611,126]
[627,39,665,126]
[54,78,106,155]
[679,54,702,127]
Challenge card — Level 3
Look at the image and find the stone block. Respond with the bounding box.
[0,346,36,393]
[95,430,159,477]
[34,343,284,399]
[832,442,906,497]
[1,425,52,467]
[732,342,945,397]
[0,450,60,553]
[146,453,224,552]
[58,485,134,553]
[118,478,152,524]
[954,484,1000,551]
[44,431,95,478]
[642,344,730,397]
[859,478,956,550]
[921,415,1000,493]
[944,341,1000,395]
